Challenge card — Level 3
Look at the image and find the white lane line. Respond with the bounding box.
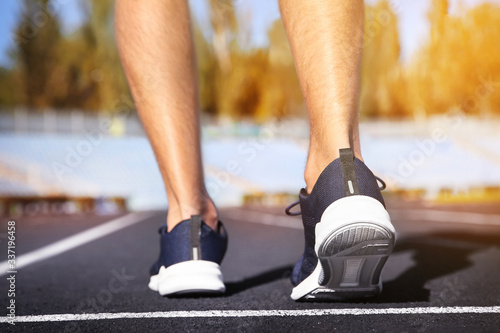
[0,212,157,276]
[2,306,500,323]
[390,209,500,226]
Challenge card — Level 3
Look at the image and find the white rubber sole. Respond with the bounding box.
[148,260,225,296]
[291,195,396,301]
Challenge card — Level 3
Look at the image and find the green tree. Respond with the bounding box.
[56,0,130,111]
[15,0,62,108]
[0,67,23,107]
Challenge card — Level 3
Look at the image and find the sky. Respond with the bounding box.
[0,0,499,68]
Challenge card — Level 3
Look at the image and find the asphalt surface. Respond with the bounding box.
[1,198,500,332]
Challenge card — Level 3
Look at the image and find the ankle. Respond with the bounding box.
[304,155,332,194]
[304,146,363,193]
[166,196,218,231]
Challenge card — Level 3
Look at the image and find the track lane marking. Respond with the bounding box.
[1,306,500,323]
[0,212,157,276]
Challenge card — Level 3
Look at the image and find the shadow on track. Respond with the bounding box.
[372,230,500,303]
[165,265,294,299]
[224,265,294,296]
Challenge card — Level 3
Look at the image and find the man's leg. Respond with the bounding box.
[280,0,395,301]
[279,0,364,192]
[115,0,217,231]
[116,1,227,296]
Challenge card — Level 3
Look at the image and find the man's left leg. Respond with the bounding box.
[115,0,227,296]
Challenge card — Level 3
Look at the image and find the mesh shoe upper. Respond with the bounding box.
[149,216,228,276]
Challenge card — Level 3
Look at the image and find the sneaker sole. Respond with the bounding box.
[149,260,225,296]
[291,195,396,301]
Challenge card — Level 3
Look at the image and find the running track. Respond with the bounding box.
[1,198,500,332]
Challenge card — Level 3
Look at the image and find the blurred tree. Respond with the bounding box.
[216,49,267,119]
[210,18,303,122]
[194,24,218,115]
[406,0,451,119]
[0,67,23,107]
[11,0,130,112]
[15,0,62,108]
[256,19,303,121]
[409,0,500,117]
[267,19,293,67]
[209,0,238,72]
[3,0,499,120]
[429,0,449,43]
[360,1,404,119]
[58,0,130,112]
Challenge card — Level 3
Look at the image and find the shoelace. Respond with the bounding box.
[284,176,387,216]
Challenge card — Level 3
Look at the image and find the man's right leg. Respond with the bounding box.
[280,0,396,301]
[115,0,227,296]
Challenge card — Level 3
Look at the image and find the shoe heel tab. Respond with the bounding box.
[339,148,359,196]
[190,215,202,260]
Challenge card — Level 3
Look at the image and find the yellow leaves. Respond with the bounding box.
[197,18,302,122]
[4,0,499,120]
[360,1,401,118]
[410,3,500,117]
[205,0,500,121]
[360,0,500,119]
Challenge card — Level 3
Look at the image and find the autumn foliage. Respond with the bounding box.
[1,0,499,121]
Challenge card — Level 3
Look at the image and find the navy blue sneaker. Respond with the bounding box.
[148,215,228,296]
[285,148,396,301]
